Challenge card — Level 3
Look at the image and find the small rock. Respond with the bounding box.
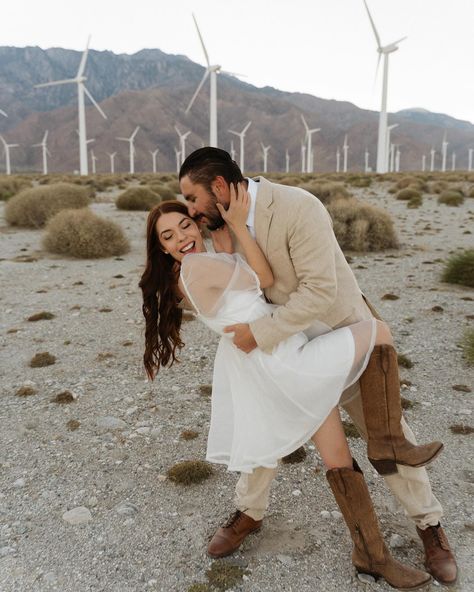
[458,409,472,416]
[0,546,16,557]
[125,406,138,416]
[277,554,294,566]
[292,489,302,497]
[452,385,472,393]
[136,427,151,435]
[13,478,26,488]
[88,496,98,507]
[357,572,376,584]
[114,501,139,515]
[389,533,405,549]
[320,510,331,519]
[331,510,342,520]
[62,506,92,525]
[96,416,127,430]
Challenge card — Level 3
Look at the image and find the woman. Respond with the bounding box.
[139,195,431,589]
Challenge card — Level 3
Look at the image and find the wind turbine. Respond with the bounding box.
[430,147,436,172]
[421,154,426,172]
[385,124,398,171]
[0,135,19,175]
[364,148,370,172]
[363,0,406,173]
[301,115,320,173]
[260,143,271,173]
[441,132,448,172]
[395,146,401,172]
[90,149,98,174]
[336,147,340,173]
[389,143,395,172]
[107,152,117,174]
[342,134,349,173]
[230,140,236,161]
[228,121,251,172]
[186,14,240,147]
[174,147,181,174]
[174,126,191,165]
[301,144,306,173]
[150,148,159,173]
[451,152,456,171]
[32,130,50,175]
[468,148,473,172]
[117,126,140,174]
[0,109,7,117]
[35,36,107,175]
[285,149,290,173]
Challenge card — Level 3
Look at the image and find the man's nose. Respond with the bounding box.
[187,202,197,217]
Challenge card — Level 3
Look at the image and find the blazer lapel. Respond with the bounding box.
[253,177,274,254]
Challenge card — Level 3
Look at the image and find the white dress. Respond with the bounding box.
[180,252,376,474]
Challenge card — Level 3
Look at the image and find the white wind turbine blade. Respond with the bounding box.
[228,129,240,137]
[116,137,129,142]
[46,148,52,157]
[0,109,7,117]
[131,126,140,140]
[42,130,49,144]
[77,35,91,78]
[220,70,246,78]
[363,0,382,48]
[35,78,77,88]
[192,13,210,66]
[372,52,382,91]
[390,36,407,48]
[83,86,107,119]
[300,114,309,132]
[186,70,209,113]
[0,135,7,148]
[182,131,191,140]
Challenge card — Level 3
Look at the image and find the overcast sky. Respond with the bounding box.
[4,0,474,124]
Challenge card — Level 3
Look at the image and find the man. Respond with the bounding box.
[179,147,457,585]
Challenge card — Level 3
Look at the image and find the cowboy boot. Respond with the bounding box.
[326,459,431,590]
[359,344,443,475]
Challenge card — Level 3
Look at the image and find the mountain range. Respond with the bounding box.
[0,45,473,174]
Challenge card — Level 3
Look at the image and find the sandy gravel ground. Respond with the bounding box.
[0,183,473,592]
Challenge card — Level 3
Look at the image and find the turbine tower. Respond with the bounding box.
[451,152,456,171]
[174,147,181,174]
[385,124,398,172]
[285,149,290,173]
[186,14,241,147]
[0,135,19,175]
[260,143,271,173]
[301,115,320,173]
[430,147,436,172]
[32,130,50,175]
[228,121,251,172]
[421,154,426,172]
[150,148,159,173]
[336,147,340,173]
[35,36,107,175]
[174,126,191,166]
[90,149,98,174]
[107,152,117,174]
[301,144,306,173]
[395,146,401,172]
[117,126,140,174]
[342,134,349,173]
[230,140,236,161]
[441,133,448,172]
[363,0,406,173]
[468,148,473,172]
[364,148,370,172]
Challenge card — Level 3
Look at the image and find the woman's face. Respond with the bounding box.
[156,212,205,262]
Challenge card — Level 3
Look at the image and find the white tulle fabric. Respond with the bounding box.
[180,252,376,473]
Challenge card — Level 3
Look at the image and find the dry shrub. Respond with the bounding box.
[461,329,474,365]
[206,561,249,591]
[5,183,91,228]
[442,250,474,287]
[407,194,423,209]
[0,177,32,200]
[166,460,213,485]
[27,311,55,322]
[148,184,176,200]
[398,354,413,368]
[395,176,427,192]
[347,175,373,188]
[16,385,37,397]
[279,175,305,187]
[428,180,448,194]
[116,186,161,211]
[166,179,180,194]
[468,186,474,198]
[438,190,464,207]
[43,208,130,259]
[30,352,56,367]
[300,181,351,204]
[327,198,399,251]
[396,188,421,201]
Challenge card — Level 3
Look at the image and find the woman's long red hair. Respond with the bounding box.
[139,200,191,380]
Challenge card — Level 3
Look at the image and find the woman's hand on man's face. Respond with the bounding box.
[216,182,250,231]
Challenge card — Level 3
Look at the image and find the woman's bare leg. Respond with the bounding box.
[310,407,353,470]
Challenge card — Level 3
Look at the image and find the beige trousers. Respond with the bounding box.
[235,303,444,529]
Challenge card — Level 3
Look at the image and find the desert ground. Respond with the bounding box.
[0,176,473,592]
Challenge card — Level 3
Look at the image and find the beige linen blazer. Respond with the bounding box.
[235,177,377,354]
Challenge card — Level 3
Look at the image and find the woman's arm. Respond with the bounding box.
[216,183,274,289]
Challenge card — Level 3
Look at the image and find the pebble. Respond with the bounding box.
[458,409,472,416]
[62,506,92,525]
[292,489,302,497]
[277,554,294,566]
[114,501,139,515]
[96,416,127,430]
[389,533,405,548]
[331,510,342,520]
[357,572,376,584]
[0,546,16,557]
[320,511,331,519]
[136,427,151,435]
[13,478,26,488]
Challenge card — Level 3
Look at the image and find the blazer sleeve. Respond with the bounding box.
[249,196,338,353]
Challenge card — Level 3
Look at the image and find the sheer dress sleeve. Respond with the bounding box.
[179,253,260,317]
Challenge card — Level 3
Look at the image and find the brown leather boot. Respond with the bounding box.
[207,510,262,558]
[359,344,443,475]
[417,524,458,585]
[326,459,431,590]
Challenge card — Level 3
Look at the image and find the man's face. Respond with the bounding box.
[179,175,228,231]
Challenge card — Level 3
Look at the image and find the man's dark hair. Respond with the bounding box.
[179,147,244,192]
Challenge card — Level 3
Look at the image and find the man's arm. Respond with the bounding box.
[249,196,338,353]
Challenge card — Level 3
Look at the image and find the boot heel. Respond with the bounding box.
[369,458,398,475]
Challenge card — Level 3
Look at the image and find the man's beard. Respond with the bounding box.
[195,191,226,231]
